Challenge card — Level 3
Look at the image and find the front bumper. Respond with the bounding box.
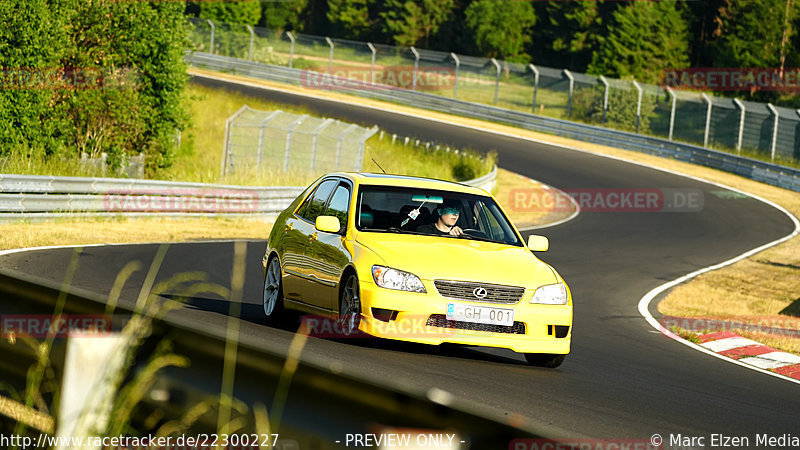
[358,279,572,354]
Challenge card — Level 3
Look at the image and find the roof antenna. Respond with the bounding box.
[371,158,387,174]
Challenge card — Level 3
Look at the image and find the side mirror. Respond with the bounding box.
[315,215,341,233]
[527,234,549,252]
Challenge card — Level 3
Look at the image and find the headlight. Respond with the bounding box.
[530,283,568,305]
[372,265,426,293]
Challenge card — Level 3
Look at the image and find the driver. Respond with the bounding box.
[416,200,464,236]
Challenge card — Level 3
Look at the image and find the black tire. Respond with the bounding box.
[263,256,284,321]
[338,273,361,336]
[524,353,566,368]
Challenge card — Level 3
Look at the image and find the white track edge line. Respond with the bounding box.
[8,71,800,383]
[195,73,800,383]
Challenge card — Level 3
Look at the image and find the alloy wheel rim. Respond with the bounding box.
[340,276,360,335]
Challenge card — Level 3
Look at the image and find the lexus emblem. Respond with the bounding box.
[473,287,488,299]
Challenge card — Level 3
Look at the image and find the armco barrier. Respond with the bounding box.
[0,173,303,219]
[0,168,496,220]
[186,52,800,194]
[0,266,570,444]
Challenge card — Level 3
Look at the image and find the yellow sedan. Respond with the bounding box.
[263,173,572,367]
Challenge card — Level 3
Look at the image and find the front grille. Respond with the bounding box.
[434,280,525,304]
[426,314,526,335]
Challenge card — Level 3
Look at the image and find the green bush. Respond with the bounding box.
[0,0,190,177]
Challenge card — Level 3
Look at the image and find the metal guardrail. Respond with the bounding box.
[0,267,568,446]
[187,52,800,194]
[0,174,304,220]
[0,168,497,220]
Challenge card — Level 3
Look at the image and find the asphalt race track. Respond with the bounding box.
[2,76,798,441]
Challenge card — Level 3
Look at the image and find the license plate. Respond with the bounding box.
[446,303,514,326]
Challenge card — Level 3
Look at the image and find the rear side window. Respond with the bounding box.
[297,179,337,223]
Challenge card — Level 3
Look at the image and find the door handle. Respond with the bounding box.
[309,232,318,242]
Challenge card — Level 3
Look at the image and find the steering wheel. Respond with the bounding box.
[461,228,489,239]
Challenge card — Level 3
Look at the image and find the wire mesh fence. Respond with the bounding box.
[188,18,800,164]
[222,106,378,177]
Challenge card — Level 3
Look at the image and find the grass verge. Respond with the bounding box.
[165,82,494,186]
[0,217,271,251]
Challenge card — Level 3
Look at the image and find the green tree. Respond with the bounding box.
[198,0,261,26]
[588,1,690,84]
[262,0,309,33]
[464,0,536,62]
[712,0,799,69]
[64,0,190,172]
[380,0,455,46]
[0,0,189,174]
[326,0,378,39]
[0,0,70,155]
[533,1,610,71]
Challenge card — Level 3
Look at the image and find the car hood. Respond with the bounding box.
[355,232,557,287]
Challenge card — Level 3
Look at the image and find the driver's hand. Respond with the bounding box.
[449,226,463,236]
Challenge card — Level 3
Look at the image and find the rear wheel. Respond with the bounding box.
[263,256,284,320]
[524,353,565,368]
[339,273,361,336]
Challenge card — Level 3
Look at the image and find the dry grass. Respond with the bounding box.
[187,68,800,356]
[0,216,272,251]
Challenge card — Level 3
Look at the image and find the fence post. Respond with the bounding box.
[246,25,255,61]
[336,124,358,170]
[368,43,377,84]
[563,69,574,119]
[701,93,713,148]
[491,58,501,105]
[451,53,460,98]
[284,115,309,173]
[325,37,334,75]
[355,126,380,171]
[766,103,779,162]
[256,110,282,170]
[733,99,746,154]
[310,119,334,173]
[528,64,539,113]
[667,87,676,141]
[599,75,610,124]
[286,32,295,68]
[632,80,643,134]
[410,46,420,90]
[221,105,250,176]
[207,19,215,55]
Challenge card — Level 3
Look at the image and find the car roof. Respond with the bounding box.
[327,172,488,195]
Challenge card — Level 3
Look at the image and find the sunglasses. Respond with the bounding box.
[441,207,460,215]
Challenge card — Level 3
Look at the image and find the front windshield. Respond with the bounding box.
[356,185,522,247]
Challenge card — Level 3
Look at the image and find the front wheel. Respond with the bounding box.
[524,353,565,368]
[338,274,361,336]
[263,256,284,320]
